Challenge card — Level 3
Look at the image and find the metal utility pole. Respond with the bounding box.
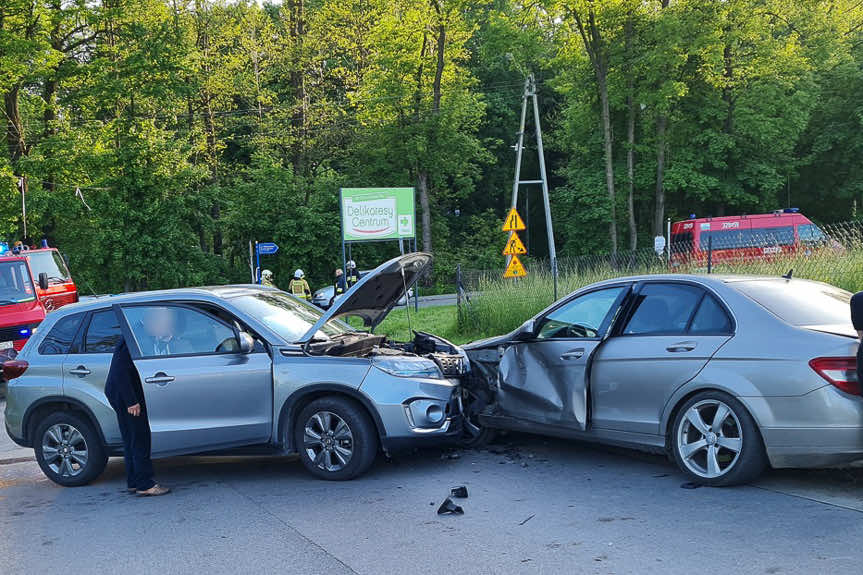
[510,74,558,299]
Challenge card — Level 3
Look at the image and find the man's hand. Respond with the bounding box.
[127,403,141,417]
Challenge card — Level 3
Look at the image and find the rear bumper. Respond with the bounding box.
[5,420,29,448]
[740,387,863,468]
[761,426,863,468]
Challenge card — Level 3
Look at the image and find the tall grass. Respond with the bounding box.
[459,244,863,340]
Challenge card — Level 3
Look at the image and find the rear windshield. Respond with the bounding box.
[731,279,852,327]
[0,260,37,305]
[27,251,71,284]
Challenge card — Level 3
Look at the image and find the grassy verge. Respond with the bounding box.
[357,305,468,344]
[460,247,863,341]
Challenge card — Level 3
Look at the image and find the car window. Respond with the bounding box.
[798,224,827,245]
[536,287,625,340]
[122,305,239,358]
[231,292,353,342]
[39,313,84,355]
[624,284,702,336]
[83,310,122,353]
[689,294,733,334]
[731,279,851,327]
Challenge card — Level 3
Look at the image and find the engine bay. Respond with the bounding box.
[307,330,467,377]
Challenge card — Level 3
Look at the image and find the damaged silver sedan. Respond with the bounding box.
[463,275,863,486]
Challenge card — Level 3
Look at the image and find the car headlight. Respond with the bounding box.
[375,358,443,379]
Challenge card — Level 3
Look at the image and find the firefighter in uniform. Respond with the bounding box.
[261,269,276,288]
[331,268,347,307]
[288,269,312,300]
[346,260,361,288]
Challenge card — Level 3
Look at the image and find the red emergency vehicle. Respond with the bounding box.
[670,209,828,267]
[14,245,79,311]
[0,252,46,362]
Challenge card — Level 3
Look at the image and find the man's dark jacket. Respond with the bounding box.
[104,338,143,409]
[852,292,863,333]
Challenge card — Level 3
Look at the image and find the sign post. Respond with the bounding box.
[253,241,279,284]
[502,207,528,279]
[340,187,417,306]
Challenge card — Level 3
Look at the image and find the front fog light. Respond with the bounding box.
[407,399,447,429]
[426,404,444,424]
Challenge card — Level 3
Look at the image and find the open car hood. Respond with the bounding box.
[298,252,432,343]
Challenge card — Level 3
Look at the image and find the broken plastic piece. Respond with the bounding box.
[437,497,464,515]
[450,486,468,498]
[680,482,702,490]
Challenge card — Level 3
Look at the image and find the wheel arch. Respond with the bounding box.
[22,396,107,448]
[277,384,387,453]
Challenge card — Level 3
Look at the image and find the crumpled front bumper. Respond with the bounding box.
[360,370,464,454]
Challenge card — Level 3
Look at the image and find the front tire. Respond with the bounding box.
[34,411,107,487]
[295,397,378,480]
[670,391,767,486]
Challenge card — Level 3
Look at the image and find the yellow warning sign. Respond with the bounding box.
[502,208,526,232]
[503,255,528,278]
[503,232,527,256]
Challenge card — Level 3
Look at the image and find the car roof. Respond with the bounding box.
[586,273,827,290]
[53,284,278,314]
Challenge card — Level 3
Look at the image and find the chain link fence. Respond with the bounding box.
[454,219,863,338]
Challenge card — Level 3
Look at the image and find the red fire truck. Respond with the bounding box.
[0,251,46,363]
[669,209,828,267]
[13,244,79,311]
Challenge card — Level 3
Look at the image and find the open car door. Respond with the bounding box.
[493,285,631,431]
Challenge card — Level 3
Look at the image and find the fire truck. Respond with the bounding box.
[12,242,79,311]
[0,246,46,363]
[669,209,829,267]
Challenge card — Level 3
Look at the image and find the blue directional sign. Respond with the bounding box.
[257,242,279,255]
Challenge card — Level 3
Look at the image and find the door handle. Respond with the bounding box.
[69,366,91,377]
[666,341,697,353]
[144,372,175,386]
[560,348,586,361]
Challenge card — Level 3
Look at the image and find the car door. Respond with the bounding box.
[114,303,273,456]
[61,308,125,445]
[496,285,630,430]
[591,282,734,435]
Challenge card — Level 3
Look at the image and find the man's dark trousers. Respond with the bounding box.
[107,398,155,491]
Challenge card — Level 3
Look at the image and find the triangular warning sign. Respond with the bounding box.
[503,255,528,278]
[503,232,527,255]
[502,208,526,232]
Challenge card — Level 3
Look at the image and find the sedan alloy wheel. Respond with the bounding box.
[676,399,743,479]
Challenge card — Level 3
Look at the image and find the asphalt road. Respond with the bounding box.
[2,404,862,574]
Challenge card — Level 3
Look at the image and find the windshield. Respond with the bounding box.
[27,251,71,284]
[732,279,852,327]
[0,261,37,305]
[231,291,354,342]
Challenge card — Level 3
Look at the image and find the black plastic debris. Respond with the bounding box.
[437,497,464,515]
[450,486,469,498]
[680,482,702,490]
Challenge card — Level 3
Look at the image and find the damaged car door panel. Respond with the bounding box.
[463,280,739,463]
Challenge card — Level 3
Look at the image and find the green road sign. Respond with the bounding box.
[341,187,415,242]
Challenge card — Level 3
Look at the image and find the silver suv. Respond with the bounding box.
[4,254,467,486]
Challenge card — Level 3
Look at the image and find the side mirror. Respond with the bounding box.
[514,319,536,341]
[237,331,255,354]
[38,272,49,291]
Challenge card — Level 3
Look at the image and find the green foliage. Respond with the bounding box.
[0,0,861,296]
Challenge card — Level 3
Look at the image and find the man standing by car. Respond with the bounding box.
[104,326,170,497]
[852,291,863,381]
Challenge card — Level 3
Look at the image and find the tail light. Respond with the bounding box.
[2,359,29,380]
[809,357,860,396]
